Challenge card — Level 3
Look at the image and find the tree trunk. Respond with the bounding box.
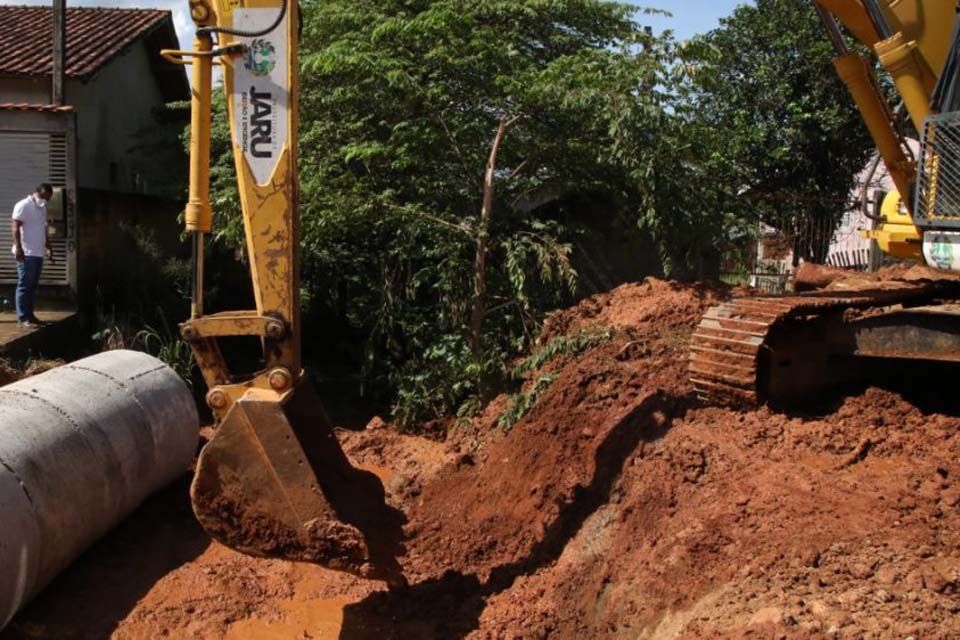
[471,116,517,362]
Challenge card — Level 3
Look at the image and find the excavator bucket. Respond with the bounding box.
[190,382,407,588]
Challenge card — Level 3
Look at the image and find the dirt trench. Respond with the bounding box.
[4,278,960,639]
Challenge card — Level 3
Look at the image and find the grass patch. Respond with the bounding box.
[512,327,613,379]
[498,327,614,430]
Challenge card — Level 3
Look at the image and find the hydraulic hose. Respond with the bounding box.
[861,0,894,40]
[197,0,286,38]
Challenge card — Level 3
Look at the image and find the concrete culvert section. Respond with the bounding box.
[0,350,198,629]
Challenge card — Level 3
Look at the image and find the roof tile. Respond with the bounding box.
[0,6,174,79]
[0,103,74,112]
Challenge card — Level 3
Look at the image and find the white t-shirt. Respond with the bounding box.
[11,195,47,257]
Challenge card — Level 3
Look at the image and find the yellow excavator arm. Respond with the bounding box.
[164,0,301,400]
[814,0,959,263]
[162,0,407,588]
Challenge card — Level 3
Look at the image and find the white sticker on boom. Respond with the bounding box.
[232,7,288,185]
[923,231,960,272]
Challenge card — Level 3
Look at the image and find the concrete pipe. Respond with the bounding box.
[0,350,198,629]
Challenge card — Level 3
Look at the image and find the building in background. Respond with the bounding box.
[746,143,919,293]
[824,140,920,270]
[0,6,188,307]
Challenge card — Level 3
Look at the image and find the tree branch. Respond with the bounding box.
[471,114,520,362]
[385,202,474,236]
[506,159,530,182]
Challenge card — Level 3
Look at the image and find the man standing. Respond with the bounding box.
[11,183,52,328]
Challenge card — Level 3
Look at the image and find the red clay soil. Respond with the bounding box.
[794,261,960,292]
[4,277,960,639]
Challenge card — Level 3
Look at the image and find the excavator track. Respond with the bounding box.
[689,282,955,407]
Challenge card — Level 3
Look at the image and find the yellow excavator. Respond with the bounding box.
[160,0,960,584]
[161,0,406,587]
[690,0,960,406]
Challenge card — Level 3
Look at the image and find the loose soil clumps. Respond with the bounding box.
[4,277,960,639]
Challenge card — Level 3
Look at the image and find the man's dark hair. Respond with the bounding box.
[35,183,53,196]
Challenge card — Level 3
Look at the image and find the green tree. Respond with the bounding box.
[683,0,874,267]
[208,0,676,424]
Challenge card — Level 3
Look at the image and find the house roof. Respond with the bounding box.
[0,6,188,100]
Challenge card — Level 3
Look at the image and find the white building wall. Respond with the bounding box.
[826,140,920,269]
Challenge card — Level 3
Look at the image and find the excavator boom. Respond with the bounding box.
[163,0,405,586]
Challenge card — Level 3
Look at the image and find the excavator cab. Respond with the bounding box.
[161,0,405,586]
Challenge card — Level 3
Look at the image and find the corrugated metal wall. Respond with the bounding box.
[0,131,71,286]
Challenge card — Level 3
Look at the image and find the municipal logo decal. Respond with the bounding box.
[244,38,276,77]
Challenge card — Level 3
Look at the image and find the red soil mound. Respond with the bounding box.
[391,280,727,579]
[794,260,960,292]
[4,277,960,639]
[476,387,960,638]
[539,278,726,341]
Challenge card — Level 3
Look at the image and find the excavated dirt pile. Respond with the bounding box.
[5,277,960,639]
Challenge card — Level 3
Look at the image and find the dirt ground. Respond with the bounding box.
[4,277,960,639]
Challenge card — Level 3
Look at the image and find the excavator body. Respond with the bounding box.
[161,0,405,585]
[692,0,960,407]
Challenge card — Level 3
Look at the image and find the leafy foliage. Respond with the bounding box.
[200,0,875,426]
[206,0,670,424]
[512,327,613,379]
[499,372,559,431]
[497,326,613,429]
[681,0,874,265]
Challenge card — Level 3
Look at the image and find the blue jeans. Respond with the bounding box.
[16,256,42,322]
